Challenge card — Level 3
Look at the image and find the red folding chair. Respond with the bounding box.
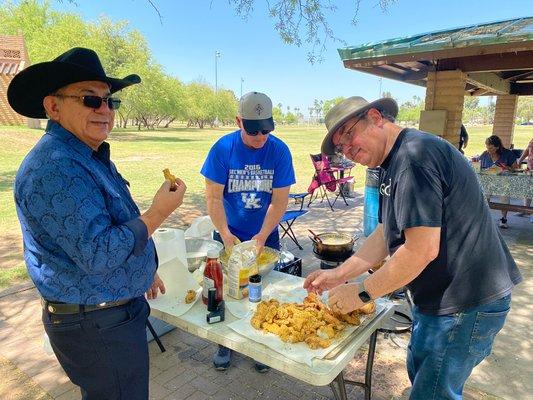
[307,154,353,211]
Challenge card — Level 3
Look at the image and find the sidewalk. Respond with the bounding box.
[0,192,530,400]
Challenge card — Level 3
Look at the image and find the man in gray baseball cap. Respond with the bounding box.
[305,96,521,399]
[201,91,295,372]
[238,91,275,134]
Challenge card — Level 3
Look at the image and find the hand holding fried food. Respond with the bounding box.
[184,289,197,304]
[250,292,375,349]
[163,168,178,191]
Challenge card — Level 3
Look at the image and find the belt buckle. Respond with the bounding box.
[98,302,108,308]
[41,298,57,313]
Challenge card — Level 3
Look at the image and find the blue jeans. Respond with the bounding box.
[43,297,150,400]
[407,294,511,400]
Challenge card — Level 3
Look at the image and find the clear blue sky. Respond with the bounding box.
[59,0,530,115]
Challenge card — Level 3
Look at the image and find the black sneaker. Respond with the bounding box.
[254,362,270,373]
[499,218,508,229]
[213,346,232,371]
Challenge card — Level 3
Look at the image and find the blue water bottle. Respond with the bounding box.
[363,168,380,237]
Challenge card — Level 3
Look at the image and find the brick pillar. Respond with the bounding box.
[424,70,467,147]
[492,95,518,148]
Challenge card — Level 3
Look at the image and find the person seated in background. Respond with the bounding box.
[479,135,519,228]
[517,138,533,217]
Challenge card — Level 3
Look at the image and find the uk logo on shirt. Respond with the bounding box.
[241,193,261,209]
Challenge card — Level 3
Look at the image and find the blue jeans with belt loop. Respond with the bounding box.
[407,294,511,400]
[42,296,150,400]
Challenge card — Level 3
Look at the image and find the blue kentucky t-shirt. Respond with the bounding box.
[201,130,296,239]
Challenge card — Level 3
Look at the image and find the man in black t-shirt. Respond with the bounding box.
[304,96,522,399]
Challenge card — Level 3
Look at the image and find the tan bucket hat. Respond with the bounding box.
[321,96,398,155]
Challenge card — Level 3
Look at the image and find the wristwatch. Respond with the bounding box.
[357,280,372,304]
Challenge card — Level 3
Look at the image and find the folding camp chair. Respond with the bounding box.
[278,193,309,250]
[307,154,354,211]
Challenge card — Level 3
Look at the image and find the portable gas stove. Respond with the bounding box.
[313,250,353,269]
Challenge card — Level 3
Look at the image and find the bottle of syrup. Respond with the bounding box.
[202,249,223,305]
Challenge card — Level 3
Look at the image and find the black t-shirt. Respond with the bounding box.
[378,129,522,315]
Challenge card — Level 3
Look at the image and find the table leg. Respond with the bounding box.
[336,330,378,400]
[329,371,348,400]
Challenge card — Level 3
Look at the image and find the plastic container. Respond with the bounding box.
[363,168,380,237]
[202,249,223,305]
[248,274,262,303]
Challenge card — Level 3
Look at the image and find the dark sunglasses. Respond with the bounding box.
[53,94,121,110]
[246,129,271,136]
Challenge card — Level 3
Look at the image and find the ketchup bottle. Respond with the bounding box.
[202,249,223,305]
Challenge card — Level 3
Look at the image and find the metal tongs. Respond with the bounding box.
[308,229,323,244]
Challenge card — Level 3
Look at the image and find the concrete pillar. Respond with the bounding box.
[424,70,467,147]
[492,95,518,148]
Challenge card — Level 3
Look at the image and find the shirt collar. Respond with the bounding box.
[46,120,110,163]
[380,128,408,170]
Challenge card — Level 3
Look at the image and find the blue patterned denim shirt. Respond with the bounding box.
[14,120,156,304]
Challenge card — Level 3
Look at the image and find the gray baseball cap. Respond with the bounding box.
[238,91,275,134]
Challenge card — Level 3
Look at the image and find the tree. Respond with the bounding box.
[227,0,396,63]
[272,106,284,124]
[516,96,533,123]
[322,96,345,117]
[285,112,297,124]
[313,99,324,123]
[397,95,424,125]
[185,82,217,128]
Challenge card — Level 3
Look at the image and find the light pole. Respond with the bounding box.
[214,51,221,126]
[214,51,221,94]
[240,77,244,98]
[379,77,383,97]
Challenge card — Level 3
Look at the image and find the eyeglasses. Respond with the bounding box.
[246,129,271,136]
[335,113,367,149]
[53,94,121,110]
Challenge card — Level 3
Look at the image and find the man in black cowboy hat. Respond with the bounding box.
[9,47,186,400]
[304,96,521,399]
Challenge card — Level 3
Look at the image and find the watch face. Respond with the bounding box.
[359,290,371,303]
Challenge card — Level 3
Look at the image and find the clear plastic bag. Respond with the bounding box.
[227,240,258,299]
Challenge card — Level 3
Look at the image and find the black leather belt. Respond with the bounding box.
[42,298,131,314]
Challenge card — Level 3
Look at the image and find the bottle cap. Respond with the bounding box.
[249,274,261,283]
[207,248,220,258]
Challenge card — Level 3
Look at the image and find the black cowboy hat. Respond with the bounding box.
[7,47,141,118]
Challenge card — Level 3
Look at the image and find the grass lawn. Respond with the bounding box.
[1,123,531,288]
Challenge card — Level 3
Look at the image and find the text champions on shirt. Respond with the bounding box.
[228,166,274,193]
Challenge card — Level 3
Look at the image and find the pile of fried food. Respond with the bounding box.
[250,292,375,349]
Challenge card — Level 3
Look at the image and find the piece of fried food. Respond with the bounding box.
[184,289,196,304]
[162,168,178,190]
[250,293,363,350]
[358,301,376,315]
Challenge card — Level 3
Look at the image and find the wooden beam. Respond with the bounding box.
[402,68,432,81]
[466,73,510,95]
[342,44,533,69]
[500,70,532,81]
[510,82,533,95]
[471,88,491,96]
[345,64,428,88]
[437,51,533,72]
